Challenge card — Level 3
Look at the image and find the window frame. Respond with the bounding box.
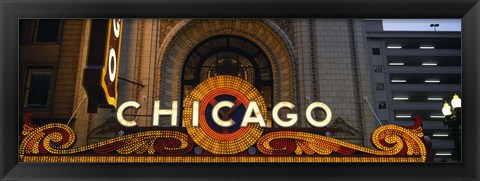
[373,65,383,73]
[181,35,274,105]
[19,19,63,45]
[33,19,63,44]
[180,35,275,124]
[372,48,381,55]
[376,83,385,91]
[22,65,56,110]
[377,101,387,109]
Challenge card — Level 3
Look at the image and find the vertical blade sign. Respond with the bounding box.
[83,19,123,113]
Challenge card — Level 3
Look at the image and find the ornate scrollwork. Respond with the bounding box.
[20,114,427,162]
[20,113,193,161]
[256,115,426,161]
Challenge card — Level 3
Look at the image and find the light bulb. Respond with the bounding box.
[442,102,452,116]
[451,94,461,108]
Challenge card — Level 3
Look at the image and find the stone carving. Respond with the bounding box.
[87,117,118,145]
[270,19,294,45]
[328,117,362,139]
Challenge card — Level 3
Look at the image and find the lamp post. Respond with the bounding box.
[430,24,440,31]
[441,94,461,161]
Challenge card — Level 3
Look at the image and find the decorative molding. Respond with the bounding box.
[155,19,297,111]
[271,19,295,45]
[264,19,300,122]
[328,117,362,139]
[134,20,146,102]
[347,19,366,145]
[155,19,182,100]
[87,117,118,145]
[308,19,320,101]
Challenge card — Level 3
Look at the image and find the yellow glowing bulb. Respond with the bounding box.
[442,102,452,116]
[451,94,461,109]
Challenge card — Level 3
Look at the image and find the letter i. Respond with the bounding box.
[192,101,200,127]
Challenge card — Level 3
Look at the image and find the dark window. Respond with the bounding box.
[35,20,60,42]
[378,101,387,109]
[374,65,383,73]
[200,53,255,83]
[381,120,389,125]
[372,48,380,55]
[24,67,53,108]
[376,83,384,91]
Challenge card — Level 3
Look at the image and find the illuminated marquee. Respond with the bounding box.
[20,76,427,162]
[100,19,123,108]
[83,19,123,112]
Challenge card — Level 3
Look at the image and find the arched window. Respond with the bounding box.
[181,35,273,110]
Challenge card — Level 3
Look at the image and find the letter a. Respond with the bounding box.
[241,101,266,127]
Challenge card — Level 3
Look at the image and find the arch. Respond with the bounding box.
[155,19,297,117]
[181,35,274,110]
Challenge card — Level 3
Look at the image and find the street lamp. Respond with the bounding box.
[430,24,440,31]
[441,94,461,161]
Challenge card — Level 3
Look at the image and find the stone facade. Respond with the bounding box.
[19,19,85,119]
[293,19,375,145]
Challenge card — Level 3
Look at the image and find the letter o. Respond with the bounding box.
[306,102,332,127]
[108,47,117,83]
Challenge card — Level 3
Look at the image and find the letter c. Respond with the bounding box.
[212,101,236,127]
[116,101,140,127]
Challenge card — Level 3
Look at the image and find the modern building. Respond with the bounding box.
[18,19,461,162]
[365,20,461,162]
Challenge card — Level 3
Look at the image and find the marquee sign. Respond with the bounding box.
[20,76,427,162]
[83,19,123,112]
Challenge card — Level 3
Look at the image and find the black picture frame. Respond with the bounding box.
[1,0,479,180]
